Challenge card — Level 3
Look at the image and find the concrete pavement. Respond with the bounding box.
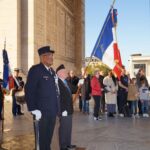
[0,99,150,150]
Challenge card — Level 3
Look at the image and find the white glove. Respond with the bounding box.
[62,110,68,116]
[31,110,42,120]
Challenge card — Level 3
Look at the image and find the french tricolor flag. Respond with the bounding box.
[2,49,14,91]
[92,8,122,79]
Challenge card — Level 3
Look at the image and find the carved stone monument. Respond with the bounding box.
[0,0,85,75]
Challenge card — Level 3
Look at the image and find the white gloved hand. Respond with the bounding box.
[62,110,68,116]
[31,110,42,120]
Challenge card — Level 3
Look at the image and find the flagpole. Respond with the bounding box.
[2,39,11,134]
[112,0,116,7]
[73,0,117,104]
[4,37,6,49]
[2,38,6,133]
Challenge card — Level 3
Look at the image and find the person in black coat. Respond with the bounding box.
[67,70,79,93]
[99,70,105,113]
[25,46,59,150]
[56,64,76,150]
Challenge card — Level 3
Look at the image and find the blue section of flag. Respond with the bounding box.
[91,9,117,60]
[3,49,9,88]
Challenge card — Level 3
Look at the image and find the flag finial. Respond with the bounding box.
[4,38,6,50]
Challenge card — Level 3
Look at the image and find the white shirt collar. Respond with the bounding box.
[44,65,51,71]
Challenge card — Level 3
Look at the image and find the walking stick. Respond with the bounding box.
[33,116,40,150]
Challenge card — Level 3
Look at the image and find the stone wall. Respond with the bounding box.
[33,0,85,74]
[0,0,85,76]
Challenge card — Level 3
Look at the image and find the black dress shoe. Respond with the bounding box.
[18,112,24,115]
[67,145,76,149]
[0,117,4,120]
[60,148,68,150]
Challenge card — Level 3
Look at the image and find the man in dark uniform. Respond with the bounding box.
[12,68,24,116]
[25,46,59,150]
[56,64,76,150]
[118,66,128,117]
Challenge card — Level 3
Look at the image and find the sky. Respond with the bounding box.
[85,0,150,69]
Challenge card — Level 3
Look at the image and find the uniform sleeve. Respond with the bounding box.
[25,67,39,111]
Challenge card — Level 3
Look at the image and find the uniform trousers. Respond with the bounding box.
[12,94,21,115]
[59,115,72,149]
[93,95,101,118]
[38,114,56,150]
[118,90,127,114]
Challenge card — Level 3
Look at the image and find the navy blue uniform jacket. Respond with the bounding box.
[25,63,58,117]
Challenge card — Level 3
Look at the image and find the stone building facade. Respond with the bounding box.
[0,0,85,76]
[129,54,150,83]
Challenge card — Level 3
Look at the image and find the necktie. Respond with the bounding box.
[64,80,71,94]
[48,68,53,75]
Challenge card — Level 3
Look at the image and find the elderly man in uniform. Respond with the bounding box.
[25,46,59,150]
[56,64,76,150]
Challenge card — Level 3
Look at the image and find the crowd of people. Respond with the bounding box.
[0,45,150,150]
[71,65,150,120]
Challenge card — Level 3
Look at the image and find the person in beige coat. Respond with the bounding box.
[127,78,139,118]
[103,71,118,117]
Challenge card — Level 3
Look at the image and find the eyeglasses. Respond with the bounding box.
[42,53,53,57]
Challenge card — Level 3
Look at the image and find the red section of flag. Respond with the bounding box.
[9,75,14,90]
[113,43,122,79]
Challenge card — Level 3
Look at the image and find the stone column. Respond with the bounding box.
[21,0,29,75]
[74,0,85,74]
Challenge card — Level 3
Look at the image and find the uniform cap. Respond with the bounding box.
[38,46,54,56]
[56,64,65,73]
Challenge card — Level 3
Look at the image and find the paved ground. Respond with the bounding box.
[0,98,150,150]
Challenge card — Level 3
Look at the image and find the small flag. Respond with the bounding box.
[91,8,122,79]
[2,49,14,91]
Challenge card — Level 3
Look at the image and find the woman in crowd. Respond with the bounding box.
[127,78,139,118]
[91,70,102,120]
[103,71,118,117]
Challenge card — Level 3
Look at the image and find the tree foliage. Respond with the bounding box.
[86,63,111,76]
